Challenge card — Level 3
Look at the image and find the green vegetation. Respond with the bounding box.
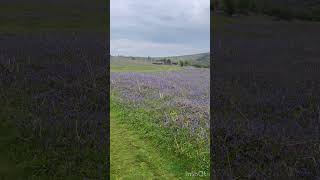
[112,52,210,69]
[111,110,178,179]
[179,60,184,67]
[111,59,181,72]
[110,96,209,179]
[110,55,210,178]
[184,60,191,66]
[164,53,210,68]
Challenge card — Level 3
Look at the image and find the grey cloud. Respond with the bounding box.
[111,0,209,57]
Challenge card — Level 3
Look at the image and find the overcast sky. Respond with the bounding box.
[111,0,210,57]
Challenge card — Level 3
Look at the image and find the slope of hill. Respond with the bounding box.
[111,52,210,68]
[164,53,210,67]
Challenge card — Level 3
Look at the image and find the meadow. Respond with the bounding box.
[110,59,210,179]
[0,32,108,179]
[111,58,180,72]
[0,0,108,178]
[212,12,320,178]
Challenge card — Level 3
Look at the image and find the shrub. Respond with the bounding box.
[166,59,171,65]
[179,60,184,67]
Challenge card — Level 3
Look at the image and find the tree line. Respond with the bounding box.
[212,0,320,21]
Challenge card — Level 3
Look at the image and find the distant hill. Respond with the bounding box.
[163,53,210,67]
[111,52,210,68]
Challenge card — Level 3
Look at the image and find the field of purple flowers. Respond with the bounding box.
[110,67,210,173]
[0,32,108,179]
[212,14,320,178]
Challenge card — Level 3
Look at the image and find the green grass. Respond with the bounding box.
[110,95,210,179]
[111,59,181,72]
[111,53,210,69]
[111,110,179,179]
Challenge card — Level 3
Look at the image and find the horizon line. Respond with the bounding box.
[110,52,210,58]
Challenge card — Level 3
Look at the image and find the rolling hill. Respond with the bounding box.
[111,52,210,68]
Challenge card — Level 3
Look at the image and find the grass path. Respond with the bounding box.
[110,111,182,179]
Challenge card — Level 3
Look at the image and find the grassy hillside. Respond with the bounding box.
[111,58,180,72]
[164,53,210,68]
[111,52,210,68]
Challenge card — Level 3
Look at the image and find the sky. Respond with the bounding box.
[111,0,210,57]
